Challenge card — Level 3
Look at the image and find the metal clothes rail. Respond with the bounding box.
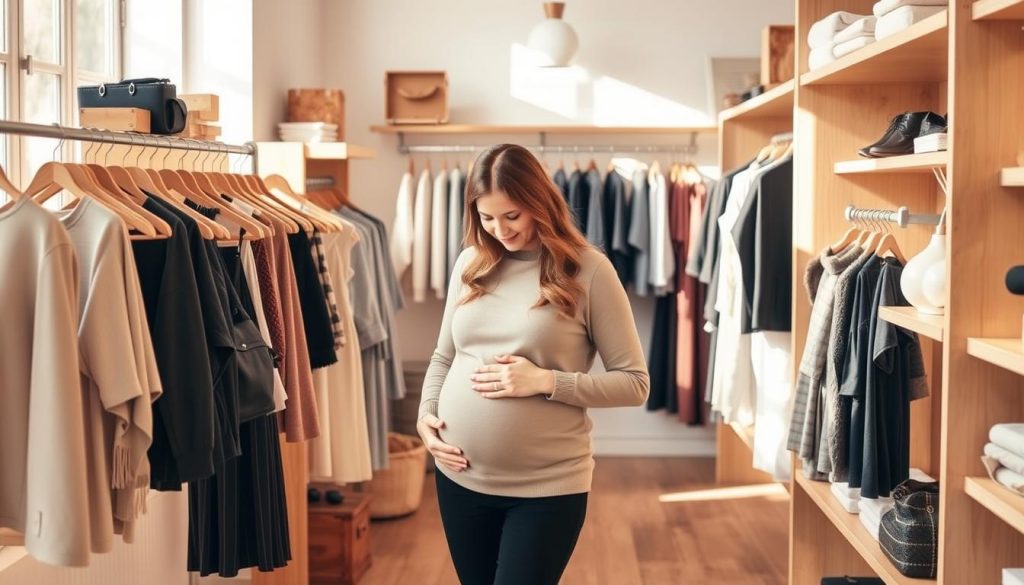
[844,204,941,228]
[395,128,703,156]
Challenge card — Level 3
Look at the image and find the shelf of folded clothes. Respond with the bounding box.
[972,0,1024,20]
[719,80,795,123]
[968,338,1024,376]
[803,8,947,86]
[966,477,1024,535]
[834,152,948,176]
[877,306,944,342]
[795,474,935,585]
[1002,168,1024,187]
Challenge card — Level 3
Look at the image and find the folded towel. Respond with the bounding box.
[809,11,869,48]
[1005,568,1024,585]
[859,505,882,540]
[831,483,861,513]
[835,16,878,43]
[997,467,1024,494]
[991,423,1024,456]
[985,442,1024,475]
[809,44,837,70]
[874,0,948,17]
[834,36,876,58]
[875,5,946,39]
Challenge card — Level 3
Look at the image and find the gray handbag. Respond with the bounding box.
[878,479,940,579]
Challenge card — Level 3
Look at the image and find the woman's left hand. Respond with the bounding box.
[471,354,555,399]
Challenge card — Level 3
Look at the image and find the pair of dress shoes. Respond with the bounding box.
[308,486,345,505]
[858,112,947,158]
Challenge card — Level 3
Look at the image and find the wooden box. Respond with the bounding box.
[179,94,219,122]
[80,107,151,133]
[288,89,345,137]
[761,25,795,87]
[309,493,372,585]
[385,71,449,125]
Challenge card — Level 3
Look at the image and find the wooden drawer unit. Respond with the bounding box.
[309,493,372,584]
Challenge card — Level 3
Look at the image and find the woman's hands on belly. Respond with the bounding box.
[470,354,555,399]
[416,414,469,473]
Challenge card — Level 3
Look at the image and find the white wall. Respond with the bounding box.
[321,0,794,456]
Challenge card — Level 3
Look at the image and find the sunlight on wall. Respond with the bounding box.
[592,75,713,127]
[659,483,789,503]
[509,43,587,119]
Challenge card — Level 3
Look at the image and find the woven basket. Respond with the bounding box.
[366,433,428,519]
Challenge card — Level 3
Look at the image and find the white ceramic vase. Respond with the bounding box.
[901,233,946,315]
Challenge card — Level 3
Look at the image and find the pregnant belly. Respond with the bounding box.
[436,358,592,479]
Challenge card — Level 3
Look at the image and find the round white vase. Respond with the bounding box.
[901,233,946,315]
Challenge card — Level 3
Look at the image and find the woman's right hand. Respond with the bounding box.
[417,414,469,473]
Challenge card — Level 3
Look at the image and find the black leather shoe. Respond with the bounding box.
[917,112,947,137]
[858,114,904,158]
[859,112,938,158]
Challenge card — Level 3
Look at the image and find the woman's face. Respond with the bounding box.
[475,189,539,252]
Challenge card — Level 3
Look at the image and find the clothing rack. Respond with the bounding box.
[305,176,336,190]
[396,129,701,156]
[844,204,941,228]
[0,120,257,169]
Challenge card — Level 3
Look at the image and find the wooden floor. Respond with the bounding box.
[361,457,789,585]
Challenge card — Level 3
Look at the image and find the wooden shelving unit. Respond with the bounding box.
[1001,167,1024,187]
[793,475,935,585]
[719,80,796,122]
[968,338,1024,376]
[833,152,948,175]
[369,124,717,135]
[973,0,1024,20]
[789,0,1024,582]
[800,10,948,86]
[0,529,23,547]
[878,306,945,342]
[302,142,376,160]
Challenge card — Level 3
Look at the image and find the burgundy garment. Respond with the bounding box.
[252,240,286,370]
[674,177,710,425]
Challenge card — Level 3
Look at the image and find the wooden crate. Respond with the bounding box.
[761,25,795,87]
[308,493,372,585]
[80,107,151,132]
[179,94,219,121]
[385,71,449,125]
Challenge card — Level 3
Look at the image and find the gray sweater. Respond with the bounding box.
[419,246,650,497]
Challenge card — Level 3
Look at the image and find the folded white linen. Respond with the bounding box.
[1004,568,1024,585]
[835,16,878,43]
[834,36,876,58]
[875,5,946,40]
[874,0,948,17]
[809,11,869,48]
[831,482,861,513]
[985,442,1024,475]
[991,423,1024,456]
[809,44,837,70]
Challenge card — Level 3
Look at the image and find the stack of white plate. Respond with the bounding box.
[278,122,339,143]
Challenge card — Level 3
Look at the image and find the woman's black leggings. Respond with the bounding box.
[435,471,588,585]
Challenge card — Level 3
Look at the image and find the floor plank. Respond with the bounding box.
[361,457,789,585]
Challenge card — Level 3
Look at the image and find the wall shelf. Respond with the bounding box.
[965,477,1024,535]
[801,11,948,86]
[795,474,935,585]
[967,338,1024,376]
[1001,167,1024,187]
[834,152,949,175]
[369,124,717,135]
[719,80,796,123]
[878,307,945,342]
[973,0,1024,20]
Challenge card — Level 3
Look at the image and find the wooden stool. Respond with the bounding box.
[309,492,372,584]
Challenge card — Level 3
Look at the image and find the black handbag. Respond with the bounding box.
[77,77,188,134]
[879,479,940,579]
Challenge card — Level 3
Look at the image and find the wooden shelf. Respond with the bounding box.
[878,306,945,342]
[0,529,23,547]
[730,422,756,451]
[965,477,1024,535]
[801,11,948,86]
[719,80,795,123]
[967,338,1024,376]
[369,124,717,135]
[795,474,934,585]
[834,152,949,175]
[973,0,1024,20]
[303,142,375,160]
[1001,167,1024,187]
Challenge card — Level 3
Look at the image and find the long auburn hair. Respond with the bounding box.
[461,144,590,319]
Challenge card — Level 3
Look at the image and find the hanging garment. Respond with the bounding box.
[606,169,633,286]
[583,167,605,247]
[252,240,286,372]
[552,167,570,203]
[646,295,679,412]
[241,240,287,413]
[447,167,466,283]
[309,221,373,483]
[0,198,91,567]
[412,168,433,302]
[648,167,675,296]
[289,230,338,369]
[264,214,320,443]
[627,168,651,296]
[566,168,588,233]
[389,170,415,278]
[675,176,710,425]
[310,230,345,350]
[431,169,450,299]
[136,198,218,489]
[60,199,162,553]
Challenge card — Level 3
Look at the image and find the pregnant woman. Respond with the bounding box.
[416,143,650,585]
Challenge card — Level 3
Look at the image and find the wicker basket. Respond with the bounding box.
[365,433,428,519]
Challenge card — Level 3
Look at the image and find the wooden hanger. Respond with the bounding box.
[261,174,344,232]
[246,174,318,232]
[217,170,298,232]
[236,174,308,232]
[830,225,862,253]
[0,163,21,198]
[24,162,159,238]
[158,153,266,240]
[84,164,174,237]
[136,145,225,241]
[874,225,906,264]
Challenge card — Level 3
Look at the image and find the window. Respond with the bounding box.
[0,0,122,189]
